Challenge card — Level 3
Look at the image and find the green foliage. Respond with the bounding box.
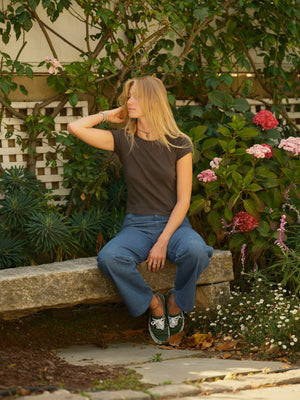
[186,90,300,284]
[1,0,299,113]
[0,234,28,269]
[188,277,300,359]
[265,223,300,294]
[69,210,102,255]
[56,131,126,243]
[0,192,40,229]
[0,165,123,268]
[0,167,77,266]
[0,165,43,195]
[25,212,76,257]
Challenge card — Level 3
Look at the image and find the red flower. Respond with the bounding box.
[260,143,274,158]
[233,211,259,232]
[252,110,279,130]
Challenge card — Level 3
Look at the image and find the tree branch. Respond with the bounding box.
[51,95,69,119]
[0,96,27,120]
[42,19,85,54]
[236,36,273,97]
[30,9,59,59]
[33,93,65,114]
[85,14,92,54]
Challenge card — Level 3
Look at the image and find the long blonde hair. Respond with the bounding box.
[118,76,191,150]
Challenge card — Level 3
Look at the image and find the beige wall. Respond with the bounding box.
[2,0,282,72]
[1,1,96,70]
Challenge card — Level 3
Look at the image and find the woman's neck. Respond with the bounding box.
[137,119,154,140]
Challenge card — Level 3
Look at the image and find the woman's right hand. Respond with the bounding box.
[107,107,126,124]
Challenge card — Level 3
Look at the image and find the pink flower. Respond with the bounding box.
[278,136,300,156]
[45,57,63,75]
[210,157,222,169]
[274,214,290,252]
[233,211,259,232]
[241,243,246,273]
[197,169,217,183]
[246,143,274,159]
[252,110,279,130]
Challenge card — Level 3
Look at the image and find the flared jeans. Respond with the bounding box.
[97,213,214,317]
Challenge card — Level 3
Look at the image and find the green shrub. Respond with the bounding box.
[188,277,300,359]
[0,235,28,269]
[185,91,299,286]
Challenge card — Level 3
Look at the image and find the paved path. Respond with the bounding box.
[18,343,300,400]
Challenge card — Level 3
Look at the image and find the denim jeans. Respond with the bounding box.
[97,213,213,317]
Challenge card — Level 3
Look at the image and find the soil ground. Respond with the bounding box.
[0,303,299,397]
[0,304,149,395]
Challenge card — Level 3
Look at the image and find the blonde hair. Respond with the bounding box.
[118,76,192,150]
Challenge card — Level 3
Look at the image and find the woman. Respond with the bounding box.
[67,76,213,344]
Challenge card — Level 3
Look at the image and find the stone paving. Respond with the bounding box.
[17,343,300,400]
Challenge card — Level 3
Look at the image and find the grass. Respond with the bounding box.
[93,369,150,391]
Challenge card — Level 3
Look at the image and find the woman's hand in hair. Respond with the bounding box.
[106,107,126,124]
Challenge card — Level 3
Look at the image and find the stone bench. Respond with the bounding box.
[0,250,233,320]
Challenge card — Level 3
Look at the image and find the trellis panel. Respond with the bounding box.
[0,101,88,202]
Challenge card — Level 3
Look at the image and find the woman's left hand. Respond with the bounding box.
[146,239,168,272]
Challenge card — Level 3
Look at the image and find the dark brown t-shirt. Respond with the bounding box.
[111,129,193,216]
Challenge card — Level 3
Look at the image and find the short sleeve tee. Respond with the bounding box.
[111,130,193,216]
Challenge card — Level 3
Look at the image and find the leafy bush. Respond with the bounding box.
[0,234,28,269]
[188,277,300,360]
[184,91,299,284]
[0,164,122,268]
[0,166,103,267]
[56,131,127,244]
[25,212,76,260]
[69,210,103,256]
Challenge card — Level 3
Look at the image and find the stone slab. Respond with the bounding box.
[131,358,286,385]
[57,343,285,386]
[0,250,233,320]
[198,368,300,394]
[57,343,198,366]
[18,390,85,400]
[89,390,150,400]
[195,281,230,310]
[180,383,300,400]
[148,383,200,397]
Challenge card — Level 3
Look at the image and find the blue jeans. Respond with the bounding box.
[97,214,213,317]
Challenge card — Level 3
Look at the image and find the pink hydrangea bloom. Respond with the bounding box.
[210,157,222,169]
[252,110,279,130]
[45,57,63,75]
[197,169,217,183]
[246,143,274,159]
[278,136,300,156]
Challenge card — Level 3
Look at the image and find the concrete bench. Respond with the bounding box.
[0,250,233,320]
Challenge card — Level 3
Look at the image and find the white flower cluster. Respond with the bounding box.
[190,281,299,353]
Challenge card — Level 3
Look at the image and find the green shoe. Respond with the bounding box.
[166,289,185,336]
[148,293,170,344]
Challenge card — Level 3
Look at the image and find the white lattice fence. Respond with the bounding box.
[0,101,88,201]
[176,97,300,131]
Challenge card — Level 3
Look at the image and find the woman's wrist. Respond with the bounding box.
[99,111,109,123]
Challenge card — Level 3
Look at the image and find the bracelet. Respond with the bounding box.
[99,111,108,123]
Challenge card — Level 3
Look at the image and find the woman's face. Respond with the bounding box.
[127,83,144,119]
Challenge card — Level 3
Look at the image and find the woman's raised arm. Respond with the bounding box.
[67,107,125,151]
